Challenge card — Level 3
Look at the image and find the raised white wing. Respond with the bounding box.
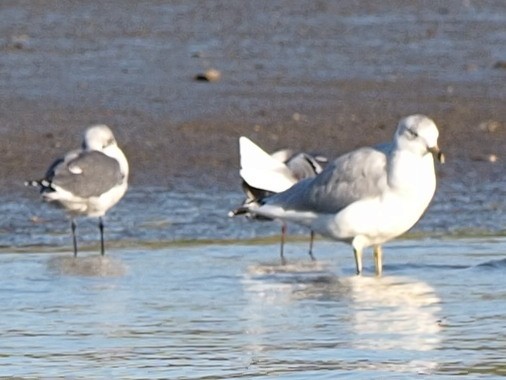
[239,137,297,193]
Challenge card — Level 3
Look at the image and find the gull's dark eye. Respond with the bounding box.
[407,128,418,138]
[102,138,115,149]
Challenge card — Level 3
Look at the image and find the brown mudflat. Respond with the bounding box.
[1,1,504,194]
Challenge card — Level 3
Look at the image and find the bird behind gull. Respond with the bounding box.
[229,137,327,263]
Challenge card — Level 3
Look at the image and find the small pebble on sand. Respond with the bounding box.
[194,69,221,82]
[472,154,498,163]
[478,120,501,133]
[10,34,30,49]
[493,61,506,69]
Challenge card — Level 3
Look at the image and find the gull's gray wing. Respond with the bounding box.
[49,150,123,198]
[43,149,81,180]
[264,146,389,214]
[285,152,327,180]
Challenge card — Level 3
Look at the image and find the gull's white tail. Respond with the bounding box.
[239,137,297,193]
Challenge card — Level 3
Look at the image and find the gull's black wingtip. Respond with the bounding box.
[228,206,250,217]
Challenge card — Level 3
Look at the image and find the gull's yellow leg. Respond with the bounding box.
[353,247,363,275]
[374,245,383,276]
[352,236,367,275]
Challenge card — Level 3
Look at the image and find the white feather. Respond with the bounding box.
[239,137,297,193]
[68,164,83,174]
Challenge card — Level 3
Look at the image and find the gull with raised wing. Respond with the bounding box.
[26,125,129,256]
[236,115,444,275]
[229,137,327,263]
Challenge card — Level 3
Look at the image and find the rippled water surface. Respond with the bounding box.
[1,185,506,378]
[1,238,506,378]
[1,1,505,377]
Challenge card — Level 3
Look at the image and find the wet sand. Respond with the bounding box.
[1,1,505,192]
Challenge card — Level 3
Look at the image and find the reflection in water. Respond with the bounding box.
[243,260,343,304]
[0,239,505,377]
[47,255,127,277]
[347,276,441,351]
[242,262,441,374]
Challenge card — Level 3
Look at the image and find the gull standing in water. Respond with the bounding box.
[26,125,129,256]
[229,137,327,263]
[236,115,444,275]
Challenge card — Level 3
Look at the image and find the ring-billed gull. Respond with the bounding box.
[229,137,327,263]
[236,115,444,275]
[26,125,129,256]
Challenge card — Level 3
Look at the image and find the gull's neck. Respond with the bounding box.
[102,146,130,180]
[387,144,435,193]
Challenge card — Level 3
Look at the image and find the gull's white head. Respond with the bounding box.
[83,124,117,152]
[83,124,129,178]
[395,115,445,163]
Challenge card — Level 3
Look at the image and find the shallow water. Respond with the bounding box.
[3,178,506,251]
[0,237,505,378]
[2,185,506,378]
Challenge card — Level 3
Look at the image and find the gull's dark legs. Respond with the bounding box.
[99,217,105,256]
[308,230,316,261]
[280,223,287,265]
[71,218,78,257]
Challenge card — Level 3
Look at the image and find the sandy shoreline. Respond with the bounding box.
[1,1,505,192]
